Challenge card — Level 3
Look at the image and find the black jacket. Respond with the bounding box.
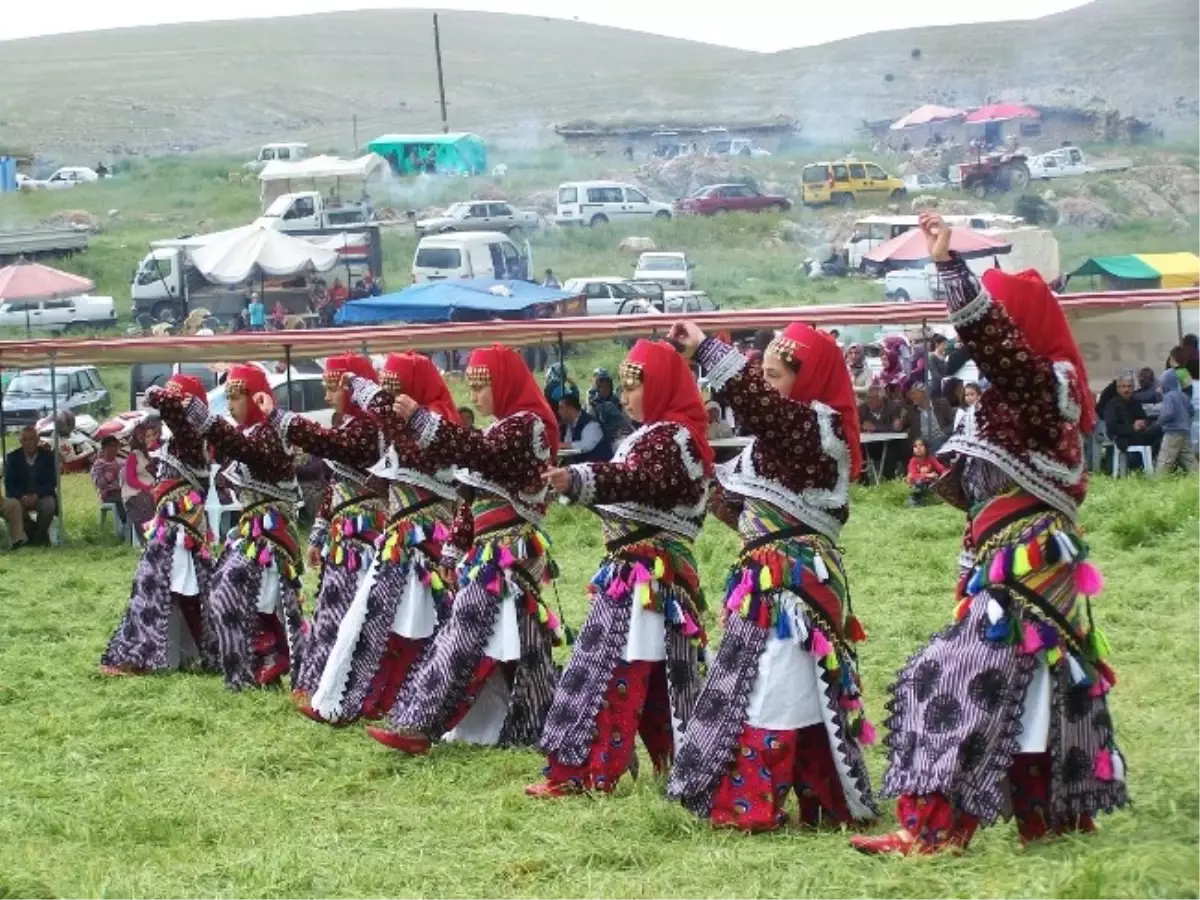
[4,447,57,500]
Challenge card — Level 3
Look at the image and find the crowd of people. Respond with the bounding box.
[88,214,1133,857]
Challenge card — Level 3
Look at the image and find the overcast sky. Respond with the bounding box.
[2,0,1092,51]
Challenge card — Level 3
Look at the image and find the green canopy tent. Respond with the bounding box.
[1070,255,1167,290]
[367,133,487,176]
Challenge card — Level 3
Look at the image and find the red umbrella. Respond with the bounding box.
[864,227,1011,266]
[964,104,1040,125]
[0,260,94,300]
[890,104,965,130]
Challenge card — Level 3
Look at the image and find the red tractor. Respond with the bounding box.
[954,151,1031,199]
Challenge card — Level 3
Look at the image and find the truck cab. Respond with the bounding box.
[257,191,373,233]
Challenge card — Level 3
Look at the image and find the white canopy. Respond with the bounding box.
[257,153,388,183]
[189,224,340,285]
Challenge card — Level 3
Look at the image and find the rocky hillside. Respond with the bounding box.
[0,0,1195,158]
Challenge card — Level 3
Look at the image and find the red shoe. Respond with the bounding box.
[366,725,431,755]
[256,654,289,687]
[524,781,586,799]
[290,689,310,705]
[850,831,920,856]
[296,703,326,724]
[98,664,140,677]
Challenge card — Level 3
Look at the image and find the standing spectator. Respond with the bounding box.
[926,334,950,398]
[953,381,981,438]
[587,367,628,442]
[1156,368,1196,474]
[90,436,125,523]
[247,293,266,332]
[557,394,611,462]
[121,422,157,542]
[541,268,561,289]
[705,401,735,440]
[1132,367,1161,404]
[906,438,947,506]
[1183,333,1200,380]
[858,380,906,479]
[2,425,58,548]
[328,278,349,309]
[1103,371,1162,468]
[844,343,872,399]
[904,381,953,452]
[270,300,287,331]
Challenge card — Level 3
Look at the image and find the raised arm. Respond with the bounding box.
[268,406,379,469]
[567,423,701,508]
[406,407,548,483]
[155,390,289,476]
[694,336,824,454]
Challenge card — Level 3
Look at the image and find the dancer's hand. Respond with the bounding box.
[254,392,275,416]
[393,394,418,421]
[667,321,706,359]
[919,212,952,262]
[542,467,571,494]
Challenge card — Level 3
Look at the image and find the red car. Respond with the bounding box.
[674,183,792,216]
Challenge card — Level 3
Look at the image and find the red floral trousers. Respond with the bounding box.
[544,660,675,792]
[710,723,852,832]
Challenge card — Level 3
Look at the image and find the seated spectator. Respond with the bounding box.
[857,380,907,480]
[953,381,981,438]
[1156,368,1196,474]
[543,363,580,430]
[904,381,953,452]
[91,435,126,524]
[906,438,947,506]
[558,394,612,463]
[706,401,735,440]
[588,368,628,443]
[1132,366,1162,404]
[3,425,58,547]
[844,343,872,400]
[457,406,477,430]
[121,422,157,542]
[1103,371,1162,468]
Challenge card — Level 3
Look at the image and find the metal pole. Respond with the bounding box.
[284,345,294,411]
[1176,302,1184,342]
[0,359,6,460]
[24,302,30,339]
[353,114,359,153]
[433,14,449,134]
[557,331,565,380]
[49,353,64,542]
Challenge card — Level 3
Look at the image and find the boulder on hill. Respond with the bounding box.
[618,236,656,252]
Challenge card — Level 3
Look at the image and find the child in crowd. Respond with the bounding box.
[1157,368,1196,474]
[90,435,125,522]
[457,406,477,429]
[953,381,981,438]
[906,437,946,505]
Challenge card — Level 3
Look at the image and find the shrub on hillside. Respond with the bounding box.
[1013,193,1059,225]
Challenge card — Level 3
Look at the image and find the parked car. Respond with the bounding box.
[618,290,719,315]
[1,366,111,430]
[707,137,771,158]
[245,142,309,172]
[0,294,117,334]
[801,160,906,207]
[33,167,100,190]
[675,183,791,216]
[903,173,950,193]
[411,231,529,283]
[563,277,665,316]
[555,181,673,227]
[634,252,694,290]
[414,201,540,238]
[206,369,333,427]
[129,362,221,410]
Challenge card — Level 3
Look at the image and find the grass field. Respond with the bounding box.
[0,471,1196,898]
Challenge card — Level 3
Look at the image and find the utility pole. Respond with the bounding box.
[352,114,358,152]
[433,13,449,133]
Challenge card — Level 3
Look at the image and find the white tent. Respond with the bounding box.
[189,224,340,285]
[258,153,387,184]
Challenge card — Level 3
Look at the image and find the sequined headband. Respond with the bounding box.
[379,370,404,392]
[465,365,491,389]
[322,369,344,391]
[766,336,804,366]
[618,360,644,390]
[226,379,248,399]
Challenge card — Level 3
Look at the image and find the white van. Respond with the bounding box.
[246,142,309,171]
[555,181,673,227]
[411,232,530,283]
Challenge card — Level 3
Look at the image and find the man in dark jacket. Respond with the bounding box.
[1104,372,1162,466]
[2,426,58,548]
[904,381,954,452]
[558,395,612,463]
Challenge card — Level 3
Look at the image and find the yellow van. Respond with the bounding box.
[801,160,906,207]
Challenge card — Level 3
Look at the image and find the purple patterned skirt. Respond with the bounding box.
[101,539,217,672]
[294,564,365,696]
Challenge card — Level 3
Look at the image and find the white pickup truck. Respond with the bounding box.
[1027,146,1131,180]
[256,191,373,233]
[0,294,117,334]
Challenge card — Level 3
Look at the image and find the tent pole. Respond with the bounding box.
[285,345,293,411]
[1176,302,1184,342]
[0,359,6,461]
[50,352,64,543]
[557,331,565,380]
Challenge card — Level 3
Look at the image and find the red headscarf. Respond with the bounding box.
[381,352,462,425]
[226,363,272,430]
[167,374,208,407]
[772,323,863,478]
[982,268,1095,433]
[626,339,714,474]
[467,345,557,455]
[324,353,377,417]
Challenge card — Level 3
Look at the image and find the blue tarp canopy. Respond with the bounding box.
[335,279,577,325]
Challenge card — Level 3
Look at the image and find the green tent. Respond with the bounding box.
[367,133,487,176]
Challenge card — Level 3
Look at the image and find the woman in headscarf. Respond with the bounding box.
[665,321,878,831]
[150,363,306,691]
[301,352,460,726]
[100,375,219,676]
[845,343,872,400]
[852,214,1126,856]
[254,355,388,712]
[527,339,712,797]
[365,344,564,755]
